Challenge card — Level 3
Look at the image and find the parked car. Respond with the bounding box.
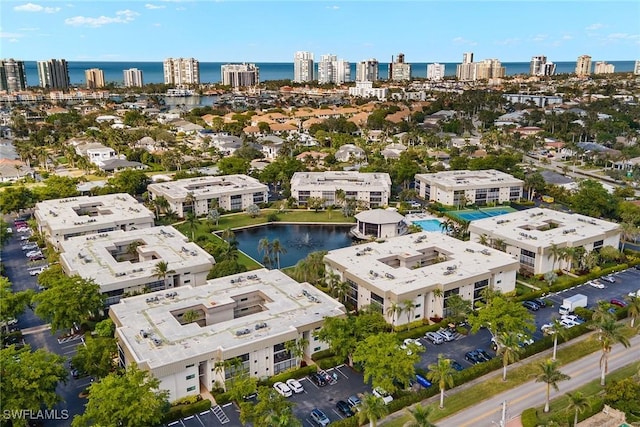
[436,329,456,342]
[372,387,393,404]
[588,280,605,289]
[347,395,361,411]
[450,360,464,371]
[559,318,577,328]
[21,243,39,251]
[540,323,555,334]
[610,298,627,308]
[531,298,547,308]
[476,349,493,361]
[29,254,45,261]
[465,350,484,364]
[310,408,331,426]
[522,300,540,311]
[401,338,424,354]
[29,266,48,276]
[415,374,432,388]
[285,378,304,394]
[424,331,444,345]
[336,400,354,417]
[25,250,43,258]
[561,314,584,324]
[16,227,30,233]
[600,275,616,284]
[309,373,327,387]
[273,381,292,397]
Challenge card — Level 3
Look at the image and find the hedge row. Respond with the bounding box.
[163,399,211,422]
[522,397,604,426]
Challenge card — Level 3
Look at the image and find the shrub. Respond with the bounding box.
[163,398,211,422]
[311,349,335,361]
[262,365,318,386]
[520,408,538,427]
[316,356,346,370]
[171,394,202,406]
[266,212,280,222]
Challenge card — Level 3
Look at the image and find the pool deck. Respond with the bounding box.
[405,213,442,222]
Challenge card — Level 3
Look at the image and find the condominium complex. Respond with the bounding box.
[414,169,523,207]
[456,52,475,81]
[317,54,350,84]
[530,55,556,76]
[594,61,615,74]
[575,55,592,76]
[355,58,379,82]
[348,80,388,100]
[474,59,506,80]
[85,68,105,89]
[163,57,200,85]
[221,63,259,88]
[0,59,27,93]
[389,53,411,81]
[290,171,392,209]
[426,63,445,81]
[34,194,155,249]
[123,68,144,87]
[324,232,519,326]
[468,208,621,275]
[293,51,314,83]
[59,226,215,306]
[635,60,640,75]
[110,269,346,400]
[37,59,70,89]
[147,174,268,217]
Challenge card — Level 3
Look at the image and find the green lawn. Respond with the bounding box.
[213,209,355,231]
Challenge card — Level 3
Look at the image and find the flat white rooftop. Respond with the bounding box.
[324,231,519,295]
[415,169,523,188]
[110,269,346,369]
[469,207,620,248]
[147,174,267,200]
[291,171,392,189]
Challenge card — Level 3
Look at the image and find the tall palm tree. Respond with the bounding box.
[589,318,631,386]
[426,355,455,409]
[591,300,615,324]
[496,332,523,381]
[403,404,437,427]
[284,338,309,367]
[477,234,490,246]
[565,391,590,427]
[271,238,287,269]
[152,261,175,287]
[185,211,198,241]
[386,302,402,325]
[547,243,564,272]
[535,359,571,413]
[357,393,388,427]
[625,295,640,327]
[547,317,569,361]
[258,237,273,269]
[333,281,349,304]
[403,300,417,329]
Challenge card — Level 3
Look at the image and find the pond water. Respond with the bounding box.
[231,224,354,268]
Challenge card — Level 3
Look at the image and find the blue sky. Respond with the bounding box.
[1,1,639,62]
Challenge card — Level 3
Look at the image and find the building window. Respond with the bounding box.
[593,240,604,250]
[443,288,460,318]
[187,386,196,392]
[370,292,384,314]
[186,374,195,380]
[345,279,358,308]
[520,248,536,268]
[314,346,321,352]
[472,279,490,306]
[186,364,194,368]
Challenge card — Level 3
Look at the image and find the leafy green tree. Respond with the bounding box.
[71,336,118,379]
[524,172,546,201]
[495,332,523,381]
[33,275,104,334]
[238,385,299,426]
[152,261,176,286]
[536,359,571,413]
[107,169,150,195]
[208,208,220,226]
[570,179,616,219]
[246,203,261,218]
[0,277,33,332]
[284,338,308,367]
[403,404,437,427]
[565,391,590,427]
[357,392,389,427]
[34,175,80,200]
[226,371,258,405]
[292,250,327,285]
[467,295,535,339]
[426,355,455,408]
[353,333,421,394]
[208,259,247,279]
[444,293,472,322]
[0,186,37,214]
[1,345,67,426]
[72,366,169,427]
[386,301,403,325]
[94,318,115,338]
[218,157,250,175]
[306,196,325,212]
[603,377,640,419]
[589,318,631,386]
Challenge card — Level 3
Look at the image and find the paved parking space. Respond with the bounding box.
[165,404,240,427]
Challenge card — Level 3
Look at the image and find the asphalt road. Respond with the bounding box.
[437,333,640,427]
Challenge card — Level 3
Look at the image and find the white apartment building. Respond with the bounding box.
[317,55,350,84]
[85,68,105,89]
[324,232,519,326]
[221,64,259,88]
[110,269,346,401]
[389,53,411,81]
[426,63,445,81]
[594,61,615,74]
[37,59,70,89]
[469,208,621,275]
[634,60,640,75]
[123,68,143,87]
[348,80,388,100]
[147,174,268,217]
[575,55,592,76]
[35,194,155,249]
[530,55,556,77]
[290,171,392,209]
[85,145,117,166]
[415,170,523,207]
[163,58,200,85]
[355,59,379,82]
[60,226,215,306]
[293,51,314,83]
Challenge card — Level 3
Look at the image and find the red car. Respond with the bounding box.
[610,298,627,308]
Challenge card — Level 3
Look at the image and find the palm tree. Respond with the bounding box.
[258,237,273,269]
[386,302,402,325]
[565,391,590,427]
[284,338,309,367]
[271,238,287,269]
[426,355,455,409]
[403,404,437,427]
[547,317,569,361]
[589,318,631,386]
[591,300,615,323]
[357,393,388,427]
[332,281,349,304]
[535,359,571,413]
[207,208,220,226]
[496,332,523,381]
[547,243,564,271]
[625,295,640,327]
[152,261,175,287]
[477,234,490,246]
[185,211,198,241]
[402,300,417,329]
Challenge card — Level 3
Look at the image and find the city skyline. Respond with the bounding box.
[2,1,639,63]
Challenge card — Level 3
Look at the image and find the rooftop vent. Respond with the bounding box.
[235,328,251,336]
[255,322,267,330]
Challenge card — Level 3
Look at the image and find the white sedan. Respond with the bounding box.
[561,314,584,324]
[285,378,304,394]
[560,319,577,328]
[273,381,292,397]
[588,280,605,289]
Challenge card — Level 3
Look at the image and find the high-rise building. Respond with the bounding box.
[221,63,259,88]
[634,60,640,75]
[163,58,200,85]
[355,58,379,82]
[462,52,474,64]
[389,53,411,81]
[37,59,70,89]
[0,59,27,93]
[530,55,548,76]
[293,51,314,83]
[426,63,445,81]
[542,62,557,76]
[456,52,476,81]
[575,55,592,76]
[317,55,350,84]
[85,68,105,89]
[594,61,615,74]
[123,68,143,87]
[334,59,350,84]
[475,59,506,80]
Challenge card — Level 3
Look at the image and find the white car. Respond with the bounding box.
[560,319,577,328]
[561,314,584,324]
[16,227,30,233]
[273,381,292,397]
[25,250,43,258]
[540,324,555,334]
[400,338,425,355]
[588,280,605,289]
[29,266,48,276]
[373,387,393,404]
[285,378,304,394]
[600,275,616,284]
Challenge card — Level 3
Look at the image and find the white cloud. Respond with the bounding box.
[452,36,477,46]
[327,5,340,9]
[18,27,39,31]
[145,3,166,9]
[0,31,24,39]
[175,7,186,10]
[562,34,573,40]
[65,9,139,27]
[495,37,519,46]
[9,38,19,43]
[532,34,547,42]
[153,23,162,27]
[585,23,604,31]
[13,3,60,13]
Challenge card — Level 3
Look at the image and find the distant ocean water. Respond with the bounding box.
[22,60,636,86]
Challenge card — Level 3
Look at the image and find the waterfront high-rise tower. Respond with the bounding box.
[221,63,260,88]
[634,60,640,75]
[575,55,592,76]
[85,68,105,89]
[37,59,70,89]
[389,53,411,81]
[456,52,476,81]
[594,61,615,74]
[293,51,314,83]
[163,58,200,85]
[426,63,445,80]
[123,68,144,87]
[530,55,547,76]
[475,59,506,79]
[0,58,27,93]
[355,59,379,82]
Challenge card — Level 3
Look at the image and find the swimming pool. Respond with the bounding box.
[412,219,444,232]
[448,207,517,222]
